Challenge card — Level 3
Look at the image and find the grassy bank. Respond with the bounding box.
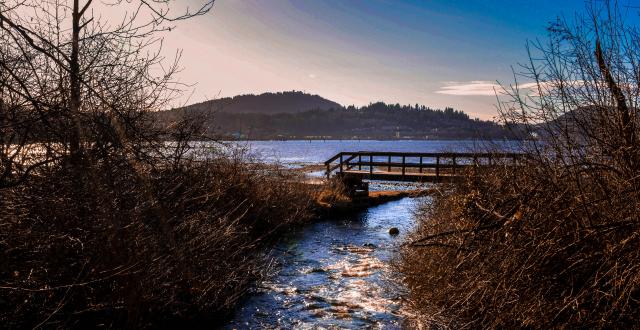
[400,160,640,328]
[399,3,640,328]
[0,152,316,328]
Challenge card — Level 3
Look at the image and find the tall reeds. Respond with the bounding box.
[400,2,640,328]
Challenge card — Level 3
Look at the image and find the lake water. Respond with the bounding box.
[233,139,520,165]
[225,140,515,329]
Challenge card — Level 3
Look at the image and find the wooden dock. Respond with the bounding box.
[324,151,521,187]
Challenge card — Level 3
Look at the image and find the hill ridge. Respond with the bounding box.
[181,90,342,115]
[155,92,515,140]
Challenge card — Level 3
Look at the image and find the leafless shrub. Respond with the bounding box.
[400,1,640,328]
[0,1,318,327]
[1,152,315,328]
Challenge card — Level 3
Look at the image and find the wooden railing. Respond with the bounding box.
[324,151,522,181]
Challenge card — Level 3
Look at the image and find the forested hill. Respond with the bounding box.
[180,91,341,114]
[157,93,515,140]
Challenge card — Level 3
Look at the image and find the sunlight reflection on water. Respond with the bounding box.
[233,139,520,165]
[226,197,426,329]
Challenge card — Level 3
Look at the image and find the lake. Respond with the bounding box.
[229,139,521,165]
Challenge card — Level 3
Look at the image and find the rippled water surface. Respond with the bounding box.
[235,139,520,165]
[226,197,425,329]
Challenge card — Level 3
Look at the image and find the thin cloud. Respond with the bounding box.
[435,81,501,96]
[435,80,572,96]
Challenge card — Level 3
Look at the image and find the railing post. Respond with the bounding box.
[369,155,373,175]
[324,152,522,184]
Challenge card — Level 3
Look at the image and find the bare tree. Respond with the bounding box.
[401,1,640,328]
[499,0,640,175]
[0,0,214,188]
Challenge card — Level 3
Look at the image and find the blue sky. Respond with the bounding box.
[163,0,639,119]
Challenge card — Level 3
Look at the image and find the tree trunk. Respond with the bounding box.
[595,39,637,171]
[70,0,82,163]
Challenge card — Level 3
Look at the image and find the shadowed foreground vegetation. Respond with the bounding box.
[0,0,322,327]
[400,3,640,328]
[0,151,316,328]
[401,161,640,328]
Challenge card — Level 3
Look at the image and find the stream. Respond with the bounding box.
[221,140,518,328]
[226,195,426,329]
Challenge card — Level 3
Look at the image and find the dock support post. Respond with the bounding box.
[419,156,423,173]
[358,155,362,170]
[387,156,391,172]
[453,156,457,175]
[340,154,343,174]
[436,156,440,182]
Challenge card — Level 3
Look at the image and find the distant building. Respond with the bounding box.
[231,132,246,139]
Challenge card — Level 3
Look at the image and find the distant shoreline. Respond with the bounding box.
[208,137,527,142]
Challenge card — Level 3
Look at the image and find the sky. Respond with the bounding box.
[156,0,634,120]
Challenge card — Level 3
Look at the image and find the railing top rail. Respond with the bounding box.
[324,151,522,165]
[324,152,344,165]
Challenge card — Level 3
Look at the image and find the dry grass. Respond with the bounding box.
[0,152,315,328]
[400,3,640,328]
[315,177,351,207]
[400,159,640,328]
